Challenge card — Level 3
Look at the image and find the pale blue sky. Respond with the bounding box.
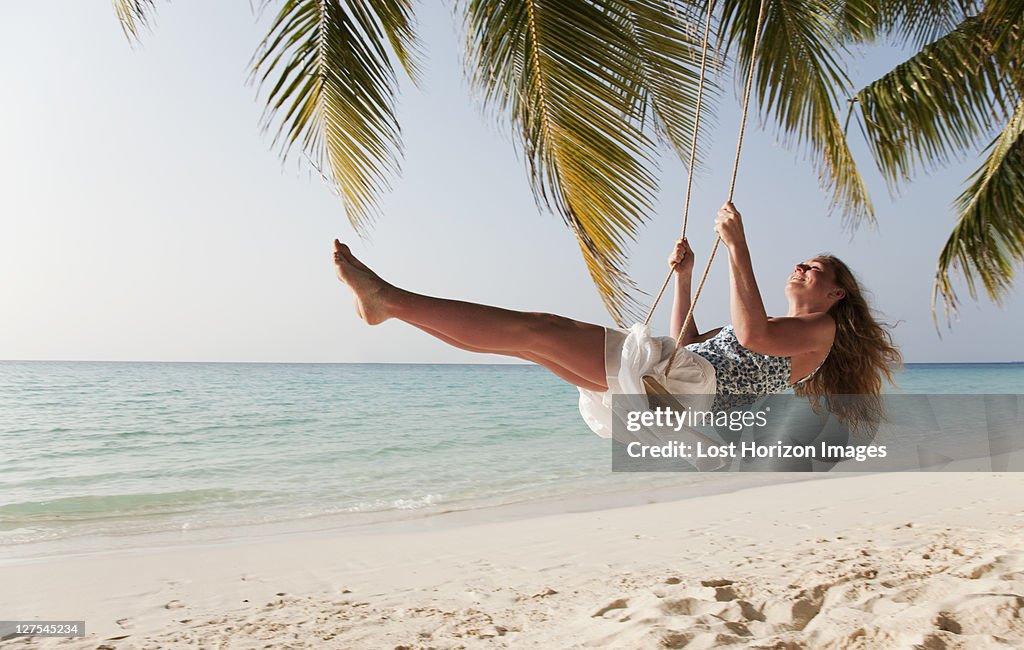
[1,1,1021,363]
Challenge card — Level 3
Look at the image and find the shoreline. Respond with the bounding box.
[1,471,831,565]
[5,472,1024,648]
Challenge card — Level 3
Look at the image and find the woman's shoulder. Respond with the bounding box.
[765,313,837,343]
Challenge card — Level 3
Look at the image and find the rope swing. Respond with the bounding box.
[641,0,770,402]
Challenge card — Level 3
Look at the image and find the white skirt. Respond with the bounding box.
[577,323,718,439]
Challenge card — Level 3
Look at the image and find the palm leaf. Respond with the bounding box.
[252,0,418,231]
[838,0,976,46]
[893,0,976,45]
[616,0,720,164]
[363,0,422,81]
[719,0,875,226]
[461,0,700,325]
[854,14,1015,191]
[934,98,1024,320]
[112,0,158,41]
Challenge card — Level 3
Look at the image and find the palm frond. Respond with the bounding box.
[363,0,422,81]
[934,98,1024,320]
[113,0,159,41]
[838,0,976,46]
[616,0,720,164]
[855,14,1015,191]
[982,0,1024,94]
[461,0,695,325]
[252,0,418,231]
[719,0,874,226]
[896,0,977,45]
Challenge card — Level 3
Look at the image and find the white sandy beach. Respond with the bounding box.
[4,472,1024,649]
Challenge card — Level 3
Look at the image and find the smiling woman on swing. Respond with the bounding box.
[332,201,901,435]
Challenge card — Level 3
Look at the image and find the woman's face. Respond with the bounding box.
[786,258,844,305]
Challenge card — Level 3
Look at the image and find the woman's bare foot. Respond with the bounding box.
[332,240,392,325]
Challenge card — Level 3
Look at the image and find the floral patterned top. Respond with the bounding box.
[685,325,825,412]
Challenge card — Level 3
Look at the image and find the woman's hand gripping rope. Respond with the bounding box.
[668,237,695,275]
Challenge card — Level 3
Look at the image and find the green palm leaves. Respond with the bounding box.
[252,0,419,231]
[720,0,873,225]
[850,1,1024,318]
[113,1,1024,324]
[938,100,1024,316]
[112,0,157,39]
[461,0,706,323]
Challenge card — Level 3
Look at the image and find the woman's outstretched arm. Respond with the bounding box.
[669,237,698,343]
[669,238,722,345]
[714,203,833,356]
[714,203,768,344]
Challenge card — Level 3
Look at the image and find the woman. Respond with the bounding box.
[332,202,901,434]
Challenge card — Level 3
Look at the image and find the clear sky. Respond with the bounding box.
[2,1,1021,364]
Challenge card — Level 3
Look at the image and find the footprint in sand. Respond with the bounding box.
[713,586,740,601]
[660,631,694,648]
[760,592,823,629]
[661,597,724,617]
[936,594,1024,639]
[592,598,629,617]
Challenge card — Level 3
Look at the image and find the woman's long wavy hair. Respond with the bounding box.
[793,255,902,435]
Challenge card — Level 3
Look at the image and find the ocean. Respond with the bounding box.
[2,361,1022,557]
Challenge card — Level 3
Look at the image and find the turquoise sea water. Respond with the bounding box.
[2,361,1023,552]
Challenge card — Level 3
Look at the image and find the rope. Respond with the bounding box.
[643,0,715,327]
[660,0,770,372]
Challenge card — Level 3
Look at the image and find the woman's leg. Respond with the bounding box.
[333,240,608,390]
[412,324,606,391]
